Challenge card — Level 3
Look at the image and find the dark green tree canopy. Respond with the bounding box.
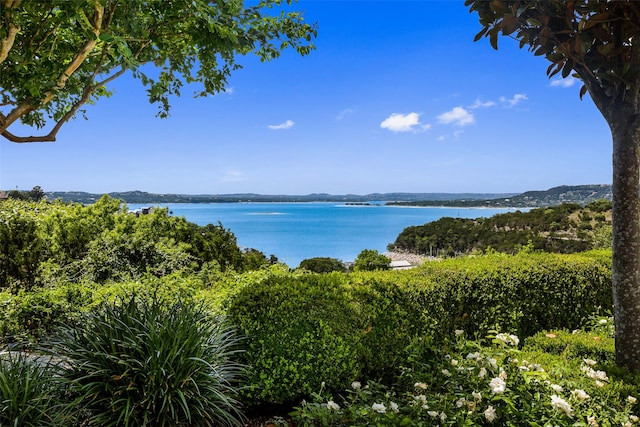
[0,0,316,142]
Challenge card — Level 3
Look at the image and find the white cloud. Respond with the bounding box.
[500,94,528,107]
[469,99,497,109]
[550,77,578,88]
[380,112,426,132]
[223,87,235,94]
[337,108,355,120]
[267,120,295,130]
[437,107,475,127]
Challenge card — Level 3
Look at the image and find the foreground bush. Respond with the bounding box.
[226,274,366,405]
[55,295,246,427]
[227,252,612,406]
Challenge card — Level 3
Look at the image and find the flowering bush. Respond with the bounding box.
[290,329,638,426]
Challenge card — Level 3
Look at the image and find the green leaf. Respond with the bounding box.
[579,84,588,100]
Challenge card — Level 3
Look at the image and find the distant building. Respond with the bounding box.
[390,260,413,270]
[128,206,153,217]
[0,191,8,200]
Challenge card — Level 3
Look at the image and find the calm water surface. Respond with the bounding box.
[129,203,517,267]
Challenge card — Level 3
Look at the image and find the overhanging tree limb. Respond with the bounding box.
[0,0,316,143]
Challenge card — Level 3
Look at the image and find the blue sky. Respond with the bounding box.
[0,1,612,195]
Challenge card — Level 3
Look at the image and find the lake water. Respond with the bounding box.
[129,203,517,267]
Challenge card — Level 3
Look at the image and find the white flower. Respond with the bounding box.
[414,395,428,406]
[630,415,638,422]
[571,389,590,401]
[583,358,597,366]
[456,398,466,408]
[472,391,482,402]
[489,377,506,394]
[629,396,638,404]
[624,422,633,427]
[551,395,573,417]
[427,411,438,417]
[499,370,508,380]
[455,329,464,336]
[496,333,520,346]
[478,367,487,378]
[487,357,498,369]
[467,352,480,360]
[550,384,564,393]
[587,415,599,427]
[414,382,428,390]
[595,380,605,387]
[327,400,340,411]
[598,318,608,325]
[484,405,497,422]
[351,381,361,390]
[451,359,459,366]
[582,366,609,381]
[442,369,451,377]
[372,403,386,414]
[389,401,399,413]
[440,412,447,421]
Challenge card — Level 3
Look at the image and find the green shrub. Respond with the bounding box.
[226,273,365,405]
[368,252,612,340]
[298,257,346,273]
[523,329,615,365]
[56,295,246,427]
[0,351,69,426]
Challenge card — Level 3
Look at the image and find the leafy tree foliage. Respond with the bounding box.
[298,257,346,273]
[353,249,390,272]
[0,195,264,289]
[466,0,640,370]
[389,202,611,256]
[0,0,316,142]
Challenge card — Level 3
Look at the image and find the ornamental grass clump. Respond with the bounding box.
[55,295,246,427]
[0,350,68,426]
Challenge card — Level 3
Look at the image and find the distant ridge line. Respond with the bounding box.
[44,184,612,207]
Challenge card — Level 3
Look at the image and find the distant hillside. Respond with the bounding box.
[388,185,612,208]
[44,190,516,204]
[388,200,612,257]
[41,184,611,206]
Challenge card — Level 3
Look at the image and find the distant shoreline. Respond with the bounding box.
[40,184,611,208]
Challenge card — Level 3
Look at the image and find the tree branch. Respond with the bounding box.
[1,67,127,143]
[0,2,104,135]
[40,3,104,105]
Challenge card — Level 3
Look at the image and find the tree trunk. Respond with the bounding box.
[611,114,640,371]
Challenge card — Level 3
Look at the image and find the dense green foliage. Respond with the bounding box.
[0,196,624,424]
[389,201,612,256]
[298,257,346,273]
[0,197,269,290]
[225,251,611,405]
